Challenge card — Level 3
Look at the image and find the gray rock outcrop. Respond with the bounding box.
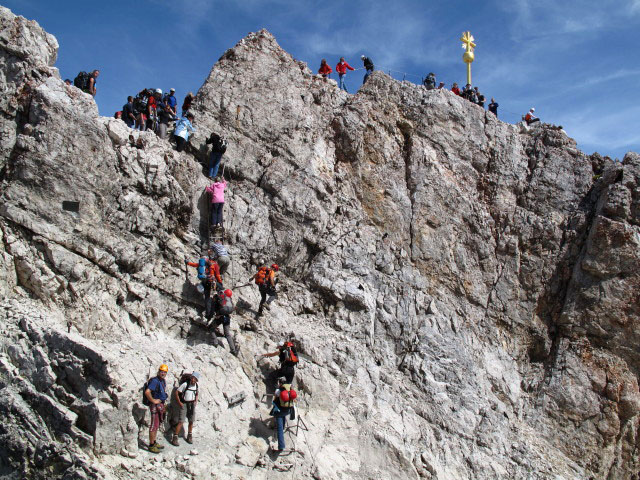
[0,6,639,479]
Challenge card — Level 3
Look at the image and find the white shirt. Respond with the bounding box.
[178,382,198,402]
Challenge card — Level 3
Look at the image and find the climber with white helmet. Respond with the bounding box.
[525,107,539,125]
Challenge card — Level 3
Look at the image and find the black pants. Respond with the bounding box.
[257,284,275,315]
[269,364,295,385]
[175,135,187,152]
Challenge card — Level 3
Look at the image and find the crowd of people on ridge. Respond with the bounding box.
[64,50,558,457]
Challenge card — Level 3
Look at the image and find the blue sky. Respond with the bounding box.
[5,0,640,160]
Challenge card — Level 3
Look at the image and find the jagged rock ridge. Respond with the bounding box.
[0,6,639,480]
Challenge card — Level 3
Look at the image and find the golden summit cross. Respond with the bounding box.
[460,31,476,85]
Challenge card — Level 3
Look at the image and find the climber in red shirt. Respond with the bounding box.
[451,83,461,96]
[318,59,332,80]
[335,57,354,92]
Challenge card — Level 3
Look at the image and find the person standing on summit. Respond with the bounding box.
[87,70,99,97]
[361,55,374,84]
[335,57,354,91]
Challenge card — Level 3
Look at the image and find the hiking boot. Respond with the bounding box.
[171,435,179,447]
[155,442,165,450]
[186,433,193,444]
[149,443,161,453]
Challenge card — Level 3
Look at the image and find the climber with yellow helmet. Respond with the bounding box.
[145,364,169,453]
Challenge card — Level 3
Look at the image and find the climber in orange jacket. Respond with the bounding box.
[249,264,279,317]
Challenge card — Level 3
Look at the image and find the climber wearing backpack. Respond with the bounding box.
[73,69,99,96]
[260,339,298,384]
[210,288,239,356]
[205,132,227,179]
[186,254,223,318]
[270,376,298,452]
[133,89,150,131]
[423,72,436,90]
[250,263,279,317]
[144,364,169,453]
[209,242,230,275]
[170,371,199,446]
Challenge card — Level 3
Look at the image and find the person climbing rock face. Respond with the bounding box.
[210,288,238,356]
[270,376,297,452]
[186,253,223,318]
[250,263,279,317]
[205,176,227,231]
[260,338,299,384]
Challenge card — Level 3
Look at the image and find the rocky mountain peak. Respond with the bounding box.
[1,6,639,480]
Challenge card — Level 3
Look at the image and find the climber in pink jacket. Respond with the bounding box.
[205,177,227,230]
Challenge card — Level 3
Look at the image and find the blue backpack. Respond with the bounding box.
[197,258,208,280]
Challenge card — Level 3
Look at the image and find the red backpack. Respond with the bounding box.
[279,384,297,407]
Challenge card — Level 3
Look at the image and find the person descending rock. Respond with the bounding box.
[171,371,199,446]
[270,376,297,452]
[209,242,230,275]
[206,176,227,232]
[205,132,227,179]
[250,263,279,317]
[488,98,499,117]
[174,112,196,152]
[145,364,169,453]
[423,72,436,90]
[524,107,539,125]
[182,92,194,116]
[186,252,223,318]
[210,288,238,356]
[318,59,332,79]
[260,338,299,384]
[335,57,354,91]
[361,55,374,84]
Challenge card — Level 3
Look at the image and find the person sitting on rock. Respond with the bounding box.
[186,253,223,318]
[335,57,354,91]
[488,98,499,117]
[250,263,279,317]
[270,376,297,453]
[174,112,196,152]
[423,72,436,90]
[361,55,374,84]
[209,242,230,276]
[171,372,199,446]
[260,337,299,385]
[318,59,332,79]
[205,176,227,232]
[451,82,461,95]
[474,87,485,108]
[145,364,169,453]
[524,107,540,125]
[210,288,238,356]
[205,132,227,179]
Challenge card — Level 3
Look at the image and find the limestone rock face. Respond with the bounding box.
[1,7,639,480]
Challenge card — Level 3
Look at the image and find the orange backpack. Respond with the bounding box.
[254,266,270,285]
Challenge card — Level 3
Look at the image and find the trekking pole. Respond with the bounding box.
[184,256,189,282]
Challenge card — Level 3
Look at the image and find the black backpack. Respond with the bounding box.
[73,71,91,91]
[141,377,155,406]
[134,91,149,114]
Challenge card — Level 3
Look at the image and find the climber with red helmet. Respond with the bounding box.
[260,336,299,384]
[249,263,279,317]
[210,287,238,356]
